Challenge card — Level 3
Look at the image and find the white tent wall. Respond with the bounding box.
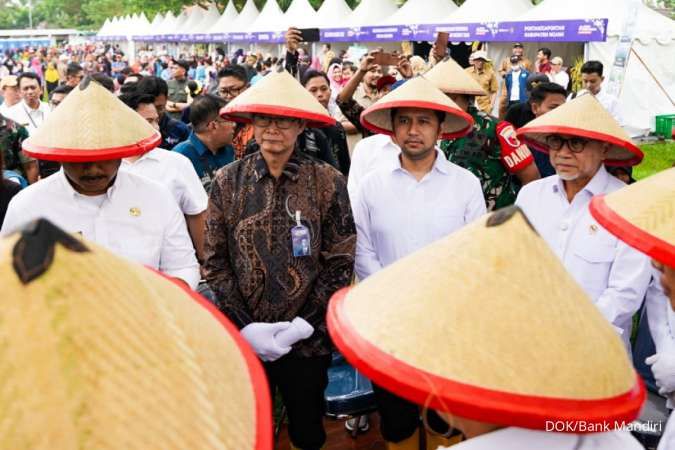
[208,1,239,34]
[446,0,532,22]
[386,0,457,25]
[248,0,285,32]
[284,0,319,29]
[229,0,260,33]
[315,0,352,28]
[346,0,399,28]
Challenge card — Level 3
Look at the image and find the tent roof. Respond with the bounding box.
[228,0,260,33]
[248,0,285,32]
[208,1,239,34]
[196,4,222,31]
[178,5,205,34]
[447,0,532,23]
[386,0,458,25]
[157,11,178,35]
[346,0,399,28]
[315,0,353,28]
[284,0,318,29]
[518,0,675,42]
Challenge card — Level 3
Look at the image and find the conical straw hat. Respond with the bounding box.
[0,219,272,450]
[22,79,161,162]
[327,206,644,431]
[360,76,474,139]
[423,57,487,96]
[590,167,675,267]
[220,70,335,127]
[517,94,643,166]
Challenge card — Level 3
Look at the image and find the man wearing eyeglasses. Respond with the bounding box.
[515,94,650,352]
[216,65,252,160]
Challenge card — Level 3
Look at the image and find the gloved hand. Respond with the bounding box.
[275,317,314,348]
[645,353,675,396]
[240,322,293,362]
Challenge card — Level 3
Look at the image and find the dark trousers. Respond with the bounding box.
[373,383,450,443]
[265,354,331,450]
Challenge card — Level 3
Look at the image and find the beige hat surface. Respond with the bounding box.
[360,76,474,139]
[470,50,491,62]
[590,167,675,267]
[220,70,335,127]
[22,79,160,162]
[517,93,643,166]
[0,75,18,89]
[0,219,273,450]
[328,206,644,431]
[424,57,487,96]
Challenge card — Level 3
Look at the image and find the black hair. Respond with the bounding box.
[187,80,201,96]
[175,59,190,72]
[190,94,227,130]
[300,69,330,87]
[342,61,355,72]
[538,47,552,59]
[90,73,114,93]
[17,72,41,87]
[118,92,156,111]
[390,108,446,128]
[66,62,83,77]
[580,60,604,77]
[217,65,248,83]
[528,82,567,104]
[134,76,169,98]
[48,84,73,100]
[328,57,342,67]
[324,43,331,50]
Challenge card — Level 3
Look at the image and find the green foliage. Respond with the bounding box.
[634,141,675,180]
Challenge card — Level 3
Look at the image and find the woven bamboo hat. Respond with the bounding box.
[423,57,487,96]
[360,76,474,139]
[22,79,161,162]
[590,167,675,267]
[327,206,644,431]
[220,70,335,127]
[0,219,272,450]
[517,93,643,166]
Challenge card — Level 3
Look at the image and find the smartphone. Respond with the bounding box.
[372,52,400,66]
[435,32,449,57]
[298,28,321,43]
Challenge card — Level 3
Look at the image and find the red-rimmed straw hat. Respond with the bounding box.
[0,218,273,449]
[360,76,474,139]
[517,93,643,166]
[220,70,335,128]
[423,57,487,97]
[590,167,675,267]
[327,206,644,432]
[22,79,160,162]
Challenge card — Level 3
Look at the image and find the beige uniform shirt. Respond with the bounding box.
[464,66,498,114]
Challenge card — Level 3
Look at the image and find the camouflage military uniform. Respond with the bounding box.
[440,107,520,211]
[0,114,31,178]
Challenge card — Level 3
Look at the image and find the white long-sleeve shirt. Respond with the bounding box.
[347,133,400,206]
[515,166,651,351]
[4,99,49,135]
[120,148,208,216]
[354,149,486,280]
[1,169,200,288]
[441,426,642,449]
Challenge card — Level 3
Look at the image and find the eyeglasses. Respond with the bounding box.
[545,135,591,153]
[218,85,246,97]
[252,115,300,130]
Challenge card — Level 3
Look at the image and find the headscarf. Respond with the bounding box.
[327,62,345,92]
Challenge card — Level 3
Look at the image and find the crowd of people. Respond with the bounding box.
[0,28,674,450]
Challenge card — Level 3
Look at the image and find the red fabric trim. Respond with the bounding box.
[220,104,335,128]
[150,268,273,450]
[327,288,645,432]
[359,100,474,139]
[590,196,675,268]
[22,133,161,162]
[516,125,643,166]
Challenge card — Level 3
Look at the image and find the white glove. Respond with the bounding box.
[645,353,675,396]
[241,322,292,362]
[275,317,314,348]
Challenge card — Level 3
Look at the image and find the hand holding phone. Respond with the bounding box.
[434,32,449,59]
[372,52,400,66]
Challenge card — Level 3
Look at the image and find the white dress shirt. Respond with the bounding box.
[354,149,486,280]
[595,87,623,126]
[347,133,400,206]
[660,414,675,450]
[120,148,208,215]
[550,70,570,90]
[5,100,50,135]
[441,427,643,449]
[1,169,200,288]
[509,68,521,101]
[515,166,652,351]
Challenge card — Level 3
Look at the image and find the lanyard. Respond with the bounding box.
[22,104,40,129]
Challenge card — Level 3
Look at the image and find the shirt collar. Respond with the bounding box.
[552,165,610,197]
[391,148,450,176]
[22,100,44,113]
[253,151,302,183]
[58,167,120,200]
[188,131,210,157]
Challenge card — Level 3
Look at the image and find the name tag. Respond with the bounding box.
[291,224,311,257]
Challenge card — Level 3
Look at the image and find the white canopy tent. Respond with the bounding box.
[248,0,286,33]
[228,0,260,34]
[208,1,239,35]
[385,0,458,26]
[519,0,675,134]
[345,0,399,28]
[196,4,222,33]
[156,11,178,38]
[284,0,319,29]
[315,0,352,29]
[97,18,112,37]
[178,6,205,36]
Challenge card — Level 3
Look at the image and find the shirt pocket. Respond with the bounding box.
[108,223,163,268]
[572,236,616,295]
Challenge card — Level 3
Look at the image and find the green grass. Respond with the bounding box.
[634,141,675,180]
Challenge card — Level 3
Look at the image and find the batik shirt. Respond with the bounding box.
[440,107,520,210]
[204,150,356,357]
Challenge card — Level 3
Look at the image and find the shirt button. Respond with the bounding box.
[560,223,569,231]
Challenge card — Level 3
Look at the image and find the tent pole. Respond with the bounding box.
[630,47,675,106]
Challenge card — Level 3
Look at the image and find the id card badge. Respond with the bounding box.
[291,211,311,257]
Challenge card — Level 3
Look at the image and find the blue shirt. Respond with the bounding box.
[173,132,235,180]
[159,113,190,150]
